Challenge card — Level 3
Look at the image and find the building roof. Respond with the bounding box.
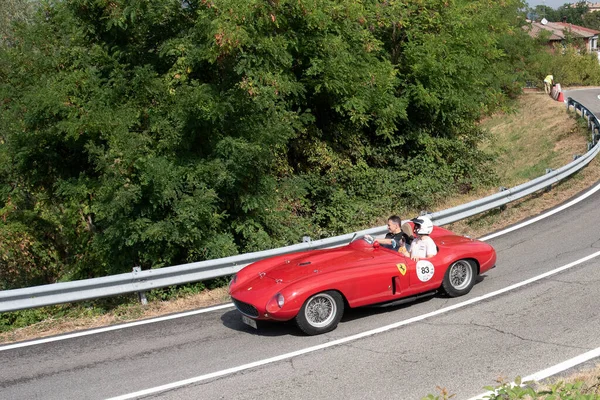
[526,20,600,41]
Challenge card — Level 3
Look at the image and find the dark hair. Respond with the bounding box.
[388,215,401,225]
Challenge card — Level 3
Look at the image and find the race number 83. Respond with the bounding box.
[416,260,435,282]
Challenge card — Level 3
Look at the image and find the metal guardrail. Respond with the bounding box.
[1,96,598,313]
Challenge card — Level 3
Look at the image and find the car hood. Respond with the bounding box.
[263,246,377,283]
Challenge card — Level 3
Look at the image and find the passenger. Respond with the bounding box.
[409,216,437,262]
[366,215,413,252]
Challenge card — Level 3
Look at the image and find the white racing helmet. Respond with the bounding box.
[412,216,434,235]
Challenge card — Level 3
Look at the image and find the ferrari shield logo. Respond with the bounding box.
[396,263,407,276]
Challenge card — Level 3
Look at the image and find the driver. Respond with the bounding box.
[366,215,413,251]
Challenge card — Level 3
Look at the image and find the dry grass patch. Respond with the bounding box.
[440,92,595,238]
[480,93,588,186]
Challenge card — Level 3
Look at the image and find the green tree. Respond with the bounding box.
[530,2,589,24]
[0,0,534,287]
[582,8,600,30]
[556,2,588,25]
[0,0,37,43]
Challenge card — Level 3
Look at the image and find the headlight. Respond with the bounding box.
[266,292,285,313]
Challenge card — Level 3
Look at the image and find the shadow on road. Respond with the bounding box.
[221,309,303,337]
[222,274,488,336]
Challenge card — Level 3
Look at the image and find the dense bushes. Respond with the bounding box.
[0,0,560,287]
[544,45,600,87]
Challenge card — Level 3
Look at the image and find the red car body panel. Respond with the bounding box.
[229,225,496,322]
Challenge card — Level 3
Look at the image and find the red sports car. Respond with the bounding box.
[228,225,496,335]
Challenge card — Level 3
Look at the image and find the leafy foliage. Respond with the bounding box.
[0,0,37,43]
[0,0,557,288]
[520,41,600,88]
[582,10,600,31]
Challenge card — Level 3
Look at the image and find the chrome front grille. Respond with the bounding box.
[232,298,259,318]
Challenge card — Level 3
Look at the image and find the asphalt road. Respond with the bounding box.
[2,89,600,400]
[566,87,600,115]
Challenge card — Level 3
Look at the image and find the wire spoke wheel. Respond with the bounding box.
[442,259,476,297]
[305,293,337,327]
[296,291,344,335]
[449,260,473,291]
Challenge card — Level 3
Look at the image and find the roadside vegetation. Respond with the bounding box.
[2,0,590,292]
[424,373,600,399]
[2,1,600,393]
[1,0,600,340]
[1,91,596,341]
[3,90,600,394]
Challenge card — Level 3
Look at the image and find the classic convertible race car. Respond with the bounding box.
[228,224,496,335]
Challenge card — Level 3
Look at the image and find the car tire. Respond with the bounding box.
[295,291,344,335]
[442,259,476,297]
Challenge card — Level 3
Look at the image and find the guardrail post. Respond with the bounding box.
[545,169,554,192]
[302,236,311,243]
[588,142,594,151]
[133,266,148,305]
[498,187,507,211]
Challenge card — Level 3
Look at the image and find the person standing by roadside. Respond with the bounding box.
[544,74,554,94]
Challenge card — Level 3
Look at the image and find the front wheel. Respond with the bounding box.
[442,259,476,297]
[295,291,344,335]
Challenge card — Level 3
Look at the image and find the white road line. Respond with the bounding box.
[3,181,600,352]
[0,304,234,352]
[467,346,600,400]
[106,250,600,400]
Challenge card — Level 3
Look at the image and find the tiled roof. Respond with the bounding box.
[526,20,600,41]
[551,22,600,36]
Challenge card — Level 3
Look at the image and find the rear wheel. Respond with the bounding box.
[442,259,476,297]
[295,291,344,335]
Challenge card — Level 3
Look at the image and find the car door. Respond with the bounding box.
[406,253,443,293]
[345,250,414,307]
